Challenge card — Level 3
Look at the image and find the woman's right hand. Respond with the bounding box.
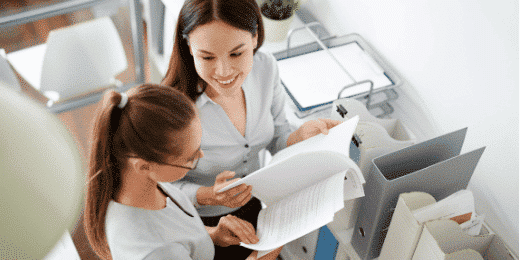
[207,215,259,247]
[196,171,252,208]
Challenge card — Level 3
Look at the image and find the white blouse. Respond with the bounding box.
[173,51,293,217]
[105,183,215,260]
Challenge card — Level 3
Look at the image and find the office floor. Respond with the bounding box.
[1,2,151,259]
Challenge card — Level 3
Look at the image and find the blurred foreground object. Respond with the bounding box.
[0,84,84,259]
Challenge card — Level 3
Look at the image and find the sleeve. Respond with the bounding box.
[143,244,193,260]
[265,53,294,155]
[170,179,203,208]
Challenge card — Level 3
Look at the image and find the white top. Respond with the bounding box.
[105,183,214,260]
[173,51,293,217]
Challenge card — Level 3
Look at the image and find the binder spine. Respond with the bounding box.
[351,165,389,259]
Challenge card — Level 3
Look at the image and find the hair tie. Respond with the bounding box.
[118,92,128,109]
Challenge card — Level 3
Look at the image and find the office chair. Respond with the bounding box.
[0,49,21,92]
[7,16,127,106]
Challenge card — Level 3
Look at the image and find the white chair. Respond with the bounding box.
[7,17,127,106]
[0,49,21,92]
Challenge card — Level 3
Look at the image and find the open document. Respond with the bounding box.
[220,116,364,251]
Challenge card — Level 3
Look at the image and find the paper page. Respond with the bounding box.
[330,171,347,213]
[343,168,365,201]
[219,117,361,206]
[412,190,475,224]
[277,49,353,108]
[459,215,485,236]
[269,116,358,165]
[240,172,345,251]
[329,43,393,98]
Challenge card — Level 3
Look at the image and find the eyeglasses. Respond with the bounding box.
[127,150,201,171]
[160,155,200,170]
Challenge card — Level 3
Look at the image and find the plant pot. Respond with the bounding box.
[262,14,295,42]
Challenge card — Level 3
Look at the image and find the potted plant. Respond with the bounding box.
[259,0,300,42]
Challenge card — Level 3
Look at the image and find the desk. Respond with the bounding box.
[270,32,438,259]
[0,0,145,114]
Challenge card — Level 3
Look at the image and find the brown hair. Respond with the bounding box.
[84,84,196,260]
[161,0,264,101]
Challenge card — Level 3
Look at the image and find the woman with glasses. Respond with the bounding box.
[162,0,340,258]
[84,84,281,260]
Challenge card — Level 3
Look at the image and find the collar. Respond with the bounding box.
[195,92,217,108]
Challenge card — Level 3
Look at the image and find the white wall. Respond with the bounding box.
[302,0,519,254]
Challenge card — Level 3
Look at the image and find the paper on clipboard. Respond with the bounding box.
[277,42,393,110]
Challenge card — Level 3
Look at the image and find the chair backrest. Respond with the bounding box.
[40,17,127,102]
[0,49,21,92]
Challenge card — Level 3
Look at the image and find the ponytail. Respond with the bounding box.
[84,90,123,260]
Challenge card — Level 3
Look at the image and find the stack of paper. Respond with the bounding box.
[220,116,365,252]
[277,42,393,111]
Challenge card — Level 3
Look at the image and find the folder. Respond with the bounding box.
[414,220,515,260]
[350,127,486,259]
[379,192,516,260]
[379,192,437,259]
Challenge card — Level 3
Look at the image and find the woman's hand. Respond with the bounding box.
[207,215,259,247]
[246,246,284,260]
[287,118,343,146]
[196,171,252,208]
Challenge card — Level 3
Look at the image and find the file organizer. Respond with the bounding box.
[272,27,402,119]
[414,220,516,259]
[379,192,436,260]
[380,192,517,260]
[350,128,486,259]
